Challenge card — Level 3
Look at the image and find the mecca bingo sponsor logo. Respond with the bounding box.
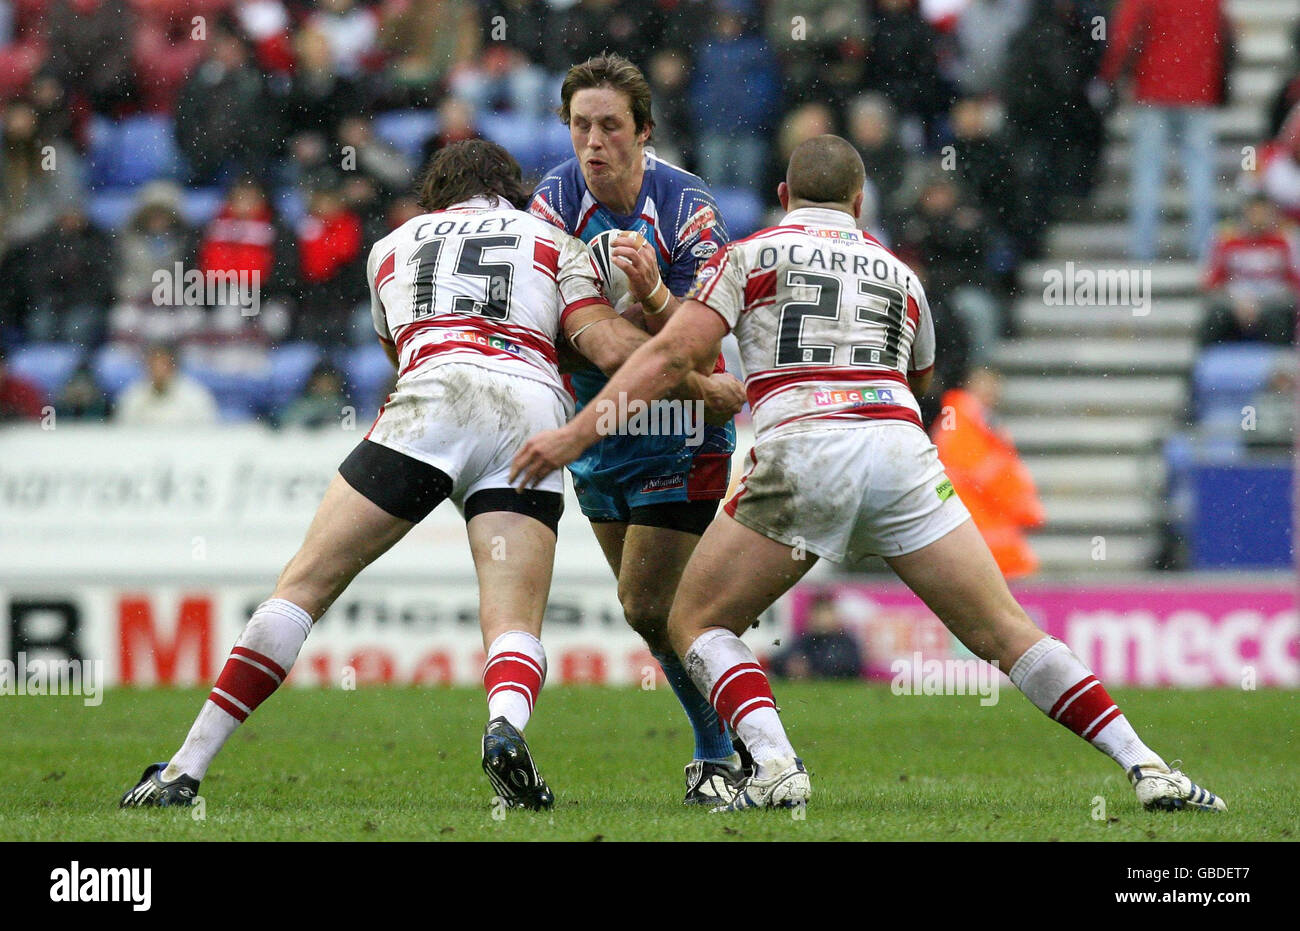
[807,228,861,242]
[439,330,523,355]
[813,387,895,407]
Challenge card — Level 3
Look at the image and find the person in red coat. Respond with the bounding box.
[1097,0,1232,263]
[0,350,46,422]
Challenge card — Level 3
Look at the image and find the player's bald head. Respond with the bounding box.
[785,135,866,208]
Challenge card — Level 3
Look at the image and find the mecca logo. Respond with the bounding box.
[813,387,895,407]
[438,330,523,355]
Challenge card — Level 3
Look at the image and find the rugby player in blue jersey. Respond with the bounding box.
[530,54,747,804]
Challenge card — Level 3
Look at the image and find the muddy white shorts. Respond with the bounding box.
[724,420,971,562]
[364,361,568,505]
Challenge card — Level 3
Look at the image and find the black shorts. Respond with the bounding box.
[590,498,720,537]
[338,439,564,534]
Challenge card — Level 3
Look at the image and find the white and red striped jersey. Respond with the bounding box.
[367,195,608,410]
[687,206,935,440]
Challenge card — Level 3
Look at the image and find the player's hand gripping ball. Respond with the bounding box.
[587,229,649,312]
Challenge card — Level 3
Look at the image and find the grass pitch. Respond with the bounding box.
[1,683,1295,842]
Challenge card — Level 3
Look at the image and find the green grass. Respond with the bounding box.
[1,683,1295,841]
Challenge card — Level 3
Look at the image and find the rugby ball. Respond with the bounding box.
[587,229,644,312]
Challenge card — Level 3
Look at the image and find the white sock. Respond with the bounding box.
[165,598,312,781]
[684,628,794,778]
[482,630,546,731]
[1009,636,1165,772]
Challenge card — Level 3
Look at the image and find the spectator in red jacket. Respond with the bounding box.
[1097,0,1231,263]
[0,349,46,422]
[291,184,365,345]
[197,178,293,305]
[1199,194,1300,345]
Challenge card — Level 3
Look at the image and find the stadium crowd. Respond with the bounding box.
[0,0,1118,426]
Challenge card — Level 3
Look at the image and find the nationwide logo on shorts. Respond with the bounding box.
[807,228,861,241]
[936,477,955,501]
[640,473,685,493]
[813,387,895,406]
[439,330,523,355]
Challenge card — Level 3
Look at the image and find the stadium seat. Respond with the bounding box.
[274,187,307,226]
[713,187,763,238]
[87,189,139,230]
[268,342,324,408]
[339,343,395,415]
[6,343,84,398]
[1192,344,1290,423]
[91,344,145,398]
[180,187,225,226]
[374,110,441,164]
[182,358,270,423]
[87,115,182,189]
[479,114,552,177]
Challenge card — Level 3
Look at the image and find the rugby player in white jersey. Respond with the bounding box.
[120,140,744,812]
[512,135,1226,814]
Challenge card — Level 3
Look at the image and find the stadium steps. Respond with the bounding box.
[999,375,1186,415]
[1000,415,1169,454]
[992,337,1196,374]
[1029,533,1155,572]
[1016,299,1204,337]
[984,0,1300,572]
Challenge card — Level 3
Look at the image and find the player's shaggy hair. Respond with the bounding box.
[559,53,655,137]
[786,135,867,207]
[417,140,532,212]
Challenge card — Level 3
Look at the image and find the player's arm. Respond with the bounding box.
[367,242,399,370]
[563,301,743,420]
[907,286,937,397]
[379,332,397,366]
[611,235,722,365]
[514,300,730,488]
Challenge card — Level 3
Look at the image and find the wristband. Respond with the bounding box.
[641,279,671,316]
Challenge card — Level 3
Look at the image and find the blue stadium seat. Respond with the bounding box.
[6,343,84,398]
[275,187,307,226]
[479,114,551,177]
[374,110,441,164]
[182,361,270,423]
[1192,344,1290,422]
[91,344,145,398]
[537,119,574,174]
[87,115,182,189]
[87,189,138,230]
[181,187,225,226]
[268,342,324,408]
[713,187,763,238]
[339,343,395,415]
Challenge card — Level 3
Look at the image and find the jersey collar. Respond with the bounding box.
[782,206,857,230]
[447,195,514,211]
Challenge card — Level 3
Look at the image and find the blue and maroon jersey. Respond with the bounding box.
[530,153,735,486]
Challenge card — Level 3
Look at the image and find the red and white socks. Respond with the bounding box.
[684,628,794,777]
[483,630,546,731]
[163,598,313,782]
[1009,636,1165,772]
